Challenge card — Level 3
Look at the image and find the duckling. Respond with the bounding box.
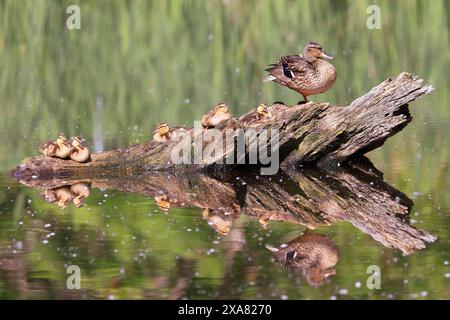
[39,135,71,158]
[263,41,336,102]
[70,182,90,208]
[54,134,72,159]
[39,189,58,204]
[265,232,339,287]
[70,137,90,163]
[202,208,232,236]
[153,123,191,142]
[155,195,171,212]
[153,123,170,142]
[54,187,73,209]
[39,141,58,157]
[239,103,272,125]
[201,103,232,128]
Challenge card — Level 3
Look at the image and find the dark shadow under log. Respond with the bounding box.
[10,72,433,178]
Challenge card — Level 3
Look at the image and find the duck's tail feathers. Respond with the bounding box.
[263,75,277,82]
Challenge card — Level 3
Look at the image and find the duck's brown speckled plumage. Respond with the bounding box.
[266,232,339,287]
[264,42,337,101]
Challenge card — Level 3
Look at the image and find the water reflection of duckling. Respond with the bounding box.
[265,232,339,287]
[240,104,272,126]
[201,103,232,128]
[39,189,58,204]
[70,137,90,163]
[202,208,233,236]
[70,182,91,208]
[55,188,73,208]
[258,214,271,229]
[154,195,171,212]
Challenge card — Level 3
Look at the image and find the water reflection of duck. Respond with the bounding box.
[240,104,272,126]
[201,103,232,128]
[202,208,233,236]
[70,182,91,208]
[266,232,338,287]
[264,41,336,103]
[70,137,90,163]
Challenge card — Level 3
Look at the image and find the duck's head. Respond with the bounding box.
[303,41,334,63]
[72,136,84,148]
[214,103,229,114]
[257,103,269,116]
[154,123,170,136]
[56,134,67,145]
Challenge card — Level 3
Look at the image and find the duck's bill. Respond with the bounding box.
[320,51,335,60]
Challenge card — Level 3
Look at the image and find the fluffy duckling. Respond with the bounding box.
[39,141,58,157]
[201,103,232,128]
[155,195,171,212]
[39,135,72,158]
[153,123,191,142]
[70,137,90,163]
[55,135,72,159]
[264,41,336,102]
[70,182,90,208]
[153,123,170,142]
[240,103,272,125]
[202,208,232,236]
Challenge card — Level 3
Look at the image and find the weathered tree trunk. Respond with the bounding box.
[15,158,436,255]
[11,72,433,178]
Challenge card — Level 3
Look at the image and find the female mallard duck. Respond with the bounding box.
[70,182,90,208]
[152,123,191,142]
[265,232,339,287]
[70,137,90,163]
[239,103,272,125]
[263,41,336,102]
[201,103,232,128]
[40,135,72,158]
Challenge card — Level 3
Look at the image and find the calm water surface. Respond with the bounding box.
[0,0,449,299]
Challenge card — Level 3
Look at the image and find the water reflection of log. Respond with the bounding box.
[15,158,435,255]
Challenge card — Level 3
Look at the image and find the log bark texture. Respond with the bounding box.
[11,72,433,178]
